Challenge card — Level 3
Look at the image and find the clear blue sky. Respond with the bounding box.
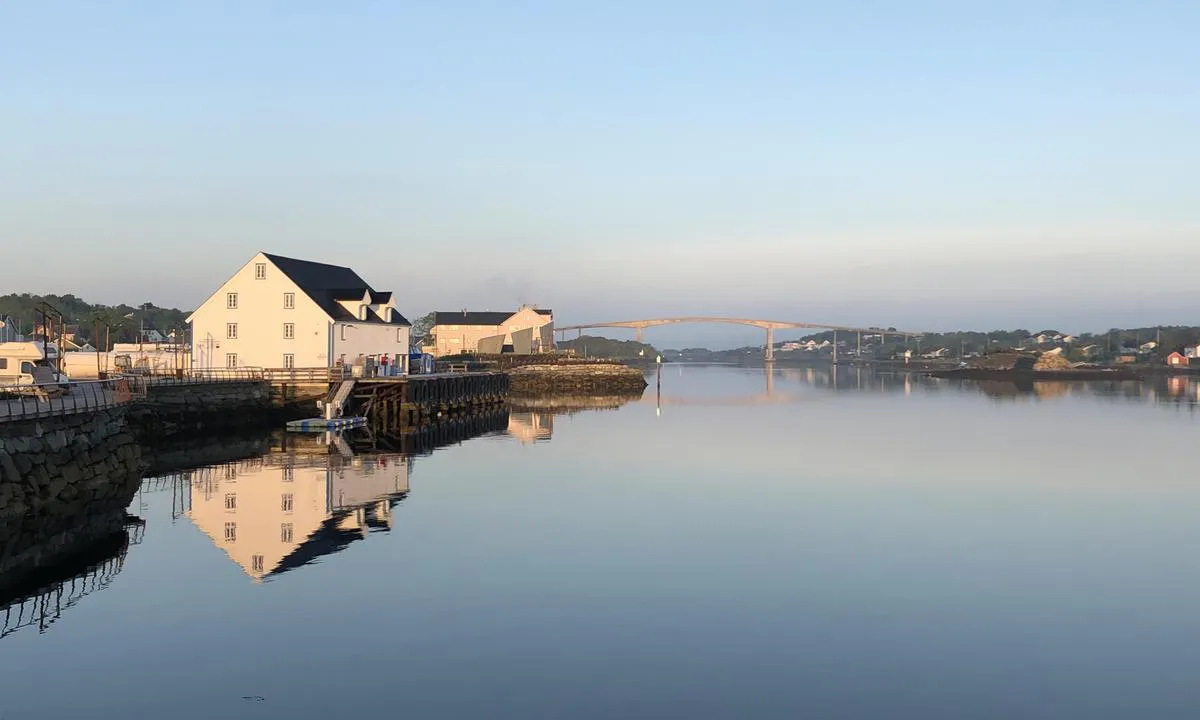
[3,1,1197,346]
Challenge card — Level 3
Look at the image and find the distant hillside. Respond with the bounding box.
[0,293,190,345]
[558,335,659,359]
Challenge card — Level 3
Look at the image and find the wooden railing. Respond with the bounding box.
[261,367,351,383]
[130,367,266,384]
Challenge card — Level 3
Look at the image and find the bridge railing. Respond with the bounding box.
[0,377,138,423]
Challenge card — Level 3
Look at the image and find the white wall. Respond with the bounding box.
[189,252,331,369]
[332,322,410,372]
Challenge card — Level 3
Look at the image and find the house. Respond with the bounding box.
[429,305,553,356]
[1167,352,1189,368]
[0,315,23,343]
[33,322,79,343]
[1080,344,1101,357]
[1184,346,1200,359]
[187,252,411,371]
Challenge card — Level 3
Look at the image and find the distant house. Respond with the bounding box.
[33,322,79,343]
[187,252,411,371]
[1080,344,1101,357]
[0,314,22,343]
[1139,341,1158,354]
[1185,346,1200,359]
[1167,351,1189,368]
[429,306,553,356]
[1062,335,1076,344]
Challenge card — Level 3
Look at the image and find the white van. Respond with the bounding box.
[0,341,70,387]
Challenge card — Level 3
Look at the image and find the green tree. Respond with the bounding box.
[410,312,436,346]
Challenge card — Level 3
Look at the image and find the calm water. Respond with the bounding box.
[5,365,1200,719]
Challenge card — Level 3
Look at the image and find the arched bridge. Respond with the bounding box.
[555,317,926,361]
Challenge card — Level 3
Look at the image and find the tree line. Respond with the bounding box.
[0,293,190,348]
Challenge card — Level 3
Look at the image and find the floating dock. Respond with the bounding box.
[286,416,367,432]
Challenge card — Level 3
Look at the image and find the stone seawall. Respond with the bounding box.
[127,380,273,441]
[508,363,649,397]
[0,408,143,580]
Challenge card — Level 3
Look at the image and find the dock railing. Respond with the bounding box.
[261,367,351,383]
[125,367,266,385]
[0,377,138,423]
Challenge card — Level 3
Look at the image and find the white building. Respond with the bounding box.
[188,252,411,372]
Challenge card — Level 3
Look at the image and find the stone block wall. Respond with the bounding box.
[0,408,143,579]
[127,380,273,441]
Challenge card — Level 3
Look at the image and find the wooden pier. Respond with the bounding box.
[261,369,510,431]
[347,373,510,430]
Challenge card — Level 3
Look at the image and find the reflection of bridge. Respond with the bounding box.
[555,317,926,361]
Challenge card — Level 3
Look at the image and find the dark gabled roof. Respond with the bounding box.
[434,311,513,326]
[535,309,552,316]
[433,308,553,326]
[268,496,406,579]
[263,253,410,326]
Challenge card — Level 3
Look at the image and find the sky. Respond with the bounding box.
[2,1,1197,347]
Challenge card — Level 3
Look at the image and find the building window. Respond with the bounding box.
[397,329,404,343]
[251,555,264,573]
[281,523,294,543]
[225,353,238,368]
[340,325,348,341]
[254,263,266,280]
[283,323,295,339]
[284,292,295,309]
[283,353,294,369]
[281,493,294,512]
[226,323,237,339]
[224,522,237,542]
[0,359,6,370]
[224,493,236,510]
[227,292,238,309]
[282,466,293,482]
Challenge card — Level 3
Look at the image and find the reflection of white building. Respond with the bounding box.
[507,411,553,444]
[185,450,411,582]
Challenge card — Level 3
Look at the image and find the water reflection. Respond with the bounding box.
[1,514,144,639]
[653,364,1200,411]
[183,448,411,582]
[507,393,643,444]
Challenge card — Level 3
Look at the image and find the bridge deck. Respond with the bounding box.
[557,317,926,335]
